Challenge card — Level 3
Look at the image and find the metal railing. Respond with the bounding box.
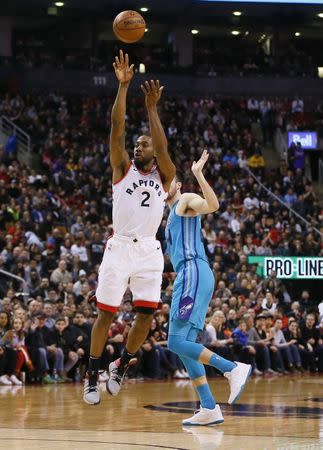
[246,167,323,239]
[319,158,323,185]
[0,269,29,299]
[0,115,31,155]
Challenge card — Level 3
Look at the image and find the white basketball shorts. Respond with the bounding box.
[95,234,164,313]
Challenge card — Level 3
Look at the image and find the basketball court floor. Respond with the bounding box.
[1,375,322,449]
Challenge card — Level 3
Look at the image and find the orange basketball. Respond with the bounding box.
[113,10,146,44]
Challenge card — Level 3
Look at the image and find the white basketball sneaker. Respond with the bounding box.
[106,357,137,396]
[0,375,12,385]
[98,371,109,382]
[83,375,100,405]
[224,362,252,404]
[9,375,23,386]
[182,405,224,426]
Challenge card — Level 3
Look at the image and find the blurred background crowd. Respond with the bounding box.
[0,88,322,386]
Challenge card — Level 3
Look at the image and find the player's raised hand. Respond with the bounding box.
[141,80,164,108]
[191,149,209,177]
[113,49,134,84]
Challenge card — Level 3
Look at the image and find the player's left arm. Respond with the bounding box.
[176,150,220,216]
[141,80,176,191]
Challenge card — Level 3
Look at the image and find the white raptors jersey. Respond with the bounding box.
[112,161,167,239]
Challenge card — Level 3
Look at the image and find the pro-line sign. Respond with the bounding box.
[248,257,323,279]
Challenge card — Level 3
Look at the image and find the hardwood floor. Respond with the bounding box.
[1,375,323,449]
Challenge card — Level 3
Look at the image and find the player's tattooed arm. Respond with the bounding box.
[176,150,219,216]
[141,80,176,191]
[110,50,132,181]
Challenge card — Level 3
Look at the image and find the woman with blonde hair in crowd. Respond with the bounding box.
[1,316,34,384]
[0,311,18,385]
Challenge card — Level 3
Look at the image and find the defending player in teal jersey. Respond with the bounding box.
[165,150,251,426]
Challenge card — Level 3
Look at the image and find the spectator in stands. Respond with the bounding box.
[71,235,89,270]
[300,314,323,372]
[247,314,276,374]
[0,89,322,385]
[0,311,18,385]
[284,319,310,371]
[262,292,278,315]
[49,317,85,381]
[232,319,258,372]
[247,149,265,175]
[206,311,234,362]
[73,270,88,297]
[272,318,303,372]
[291,96,304,114]
[26,313,62,383]
[50,260,72,286]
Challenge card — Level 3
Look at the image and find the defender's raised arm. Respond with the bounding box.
[176,150,220,216]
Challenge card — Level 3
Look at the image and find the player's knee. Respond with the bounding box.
[135,311,154,326]
[168,335,182,355]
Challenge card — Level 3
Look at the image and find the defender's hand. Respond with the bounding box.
[192,149,209,176]
[113,50,134,84]
[141,80,164,108]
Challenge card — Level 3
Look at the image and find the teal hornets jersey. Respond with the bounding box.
[165,200,208,272]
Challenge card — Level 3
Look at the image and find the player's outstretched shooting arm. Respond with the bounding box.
[141,80,176,191]
[176,150,220,216]
[110,49,133,183]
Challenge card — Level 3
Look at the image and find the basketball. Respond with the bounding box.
[113,10,146,44]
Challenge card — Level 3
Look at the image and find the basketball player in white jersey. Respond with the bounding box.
[83,50,175,404]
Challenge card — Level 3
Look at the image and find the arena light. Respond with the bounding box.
[295,32,301,37]
[55,1,64,6]
[191,29,199,34]
[139,63,146,73]
[231,30,240,36]
[233,11,242,16]
[318,67,323,78]
[140,7,149,12]
[145,28,149,32]
[318,13,323,18]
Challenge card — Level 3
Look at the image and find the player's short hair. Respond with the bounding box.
[139,133,151,141]
[175,171,184,184]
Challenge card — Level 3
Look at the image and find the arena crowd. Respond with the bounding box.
[0,90,322,386]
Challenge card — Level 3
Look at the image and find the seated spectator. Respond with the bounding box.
[247,314,277,374]
[247,150,265,173]
[25,313,62,383]
[43,302,56,329]
[226,309,238,331]
[272,318,303,373]
[71,235,89,270]
[49,317,87,381]
[0,311,18,385]
[73,270,88,297]
[231,319,257,372]
[2,316,35,384]
[262,292,277,315]
[284,319,311,372]
[50,260,72,286]
[206,311,234,362]
[300,314,323,373]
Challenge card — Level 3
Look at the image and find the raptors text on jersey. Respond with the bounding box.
[112,162,167,239]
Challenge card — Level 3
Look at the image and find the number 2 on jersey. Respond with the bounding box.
[141,191,150,207]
